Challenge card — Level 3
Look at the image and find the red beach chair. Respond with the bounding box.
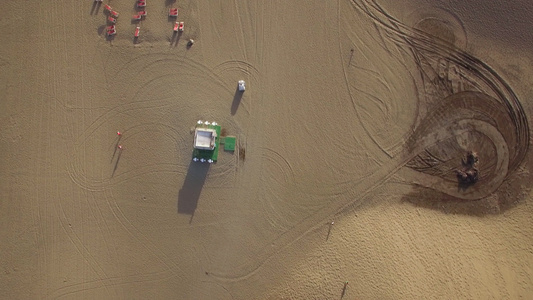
[132,14,141,20]
[110,10,119,18]
[104,4,112,11]
[168,8,178,17]
[138,10,147,17]
[178,22,184,32]
[134,27,140,37]
[137,1,146,8]
[173,22,179,32]
[108,16,116,24]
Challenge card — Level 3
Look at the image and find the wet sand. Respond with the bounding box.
[0,0,532,299]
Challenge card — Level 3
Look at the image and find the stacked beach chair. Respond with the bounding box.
[107,25,117,36]
[168,8,178,18]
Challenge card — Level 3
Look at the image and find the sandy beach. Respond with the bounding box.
[1,0,532,299]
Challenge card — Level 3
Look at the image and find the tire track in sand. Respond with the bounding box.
[208,0,530,282]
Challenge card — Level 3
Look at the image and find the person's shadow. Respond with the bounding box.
[230,87,244,115]
[177,161,210,222]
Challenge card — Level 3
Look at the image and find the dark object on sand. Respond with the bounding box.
[239,147,245,161]
[456,167,479,184]
[456,151,479,184]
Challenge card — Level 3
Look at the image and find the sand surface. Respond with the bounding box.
[1,0,532,299]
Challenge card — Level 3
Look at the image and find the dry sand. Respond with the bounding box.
[1,0,532,299]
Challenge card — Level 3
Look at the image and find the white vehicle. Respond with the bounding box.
[238,80,246,92]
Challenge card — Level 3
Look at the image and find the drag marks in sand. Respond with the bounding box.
[257,147,297,232]
[46,191,183,300]
[39,1,532,296]
[349,0,529,202]
[210,0,531,281]
[67,54,243,192]
[213,59,261,117]
[66,105,185,192]
[56,52,250,297]
[213,60,260,83]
